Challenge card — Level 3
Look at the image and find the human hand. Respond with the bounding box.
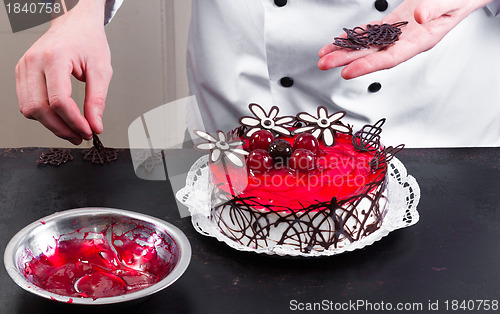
[16,0,112,145]
[318,0,492,79]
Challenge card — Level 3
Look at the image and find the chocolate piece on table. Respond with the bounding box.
[37,148,73,166]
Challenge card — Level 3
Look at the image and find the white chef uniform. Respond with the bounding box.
[107,0,500,148]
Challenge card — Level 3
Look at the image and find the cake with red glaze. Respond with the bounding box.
[195,104,403,253]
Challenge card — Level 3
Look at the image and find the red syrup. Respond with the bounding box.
[210,133,386,211]
[23,224,177,299]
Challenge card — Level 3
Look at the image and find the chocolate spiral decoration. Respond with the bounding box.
[334,21,408,50]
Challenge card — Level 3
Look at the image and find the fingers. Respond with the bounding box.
[339,41,416,79]
[45,62,93,141]
[414,0,445,24]
[31,106,84,145]
[17,51,92,145]
[318,47,374,71]
[317,19,398,73]
[17,61,83,144]
[414,0,481,25]
[15,0,112,145]
[319,43,337,59]
[318,0,483,79]
[15,60,28,118]
[27,61,85,144]
[83,62,113,135]
[26,62,47,118]
[319,34,424,79]
[317,16,424,78]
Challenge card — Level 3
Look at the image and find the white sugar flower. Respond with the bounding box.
[239,103,293,137]
[194,130,248,167]
[294,106,351,146]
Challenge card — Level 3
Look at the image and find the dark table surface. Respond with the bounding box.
[0,147,499,314]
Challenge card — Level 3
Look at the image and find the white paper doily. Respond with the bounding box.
[176,155,420,257]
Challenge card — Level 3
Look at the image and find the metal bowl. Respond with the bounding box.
[4,207,191,305]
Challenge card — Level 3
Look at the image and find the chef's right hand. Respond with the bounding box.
[16,0,111,145]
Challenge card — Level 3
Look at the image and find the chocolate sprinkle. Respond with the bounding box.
[82,133,118,164]
[333,21,408,50]
[37,148,73,166]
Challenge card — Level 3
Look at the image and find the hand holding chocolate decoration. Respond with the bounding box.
[82,133,118,164]
[318,0,487,79]
[333,22,408,50]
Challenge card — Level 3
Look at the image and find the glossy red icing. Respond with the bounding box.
[23,226,176,299]
[210,133,385,210]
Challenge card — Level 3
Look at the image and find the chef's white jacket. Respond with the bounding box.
[107,0,500,148]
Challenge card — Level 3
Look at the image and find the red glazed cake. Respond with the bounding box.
[195,104,403,253]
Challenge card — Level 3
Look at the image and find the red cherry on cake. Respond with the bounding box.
[247,149,274,173]
[293,133,319,155]
[268,139,293,166]
[289,148,315,172]
[249,130,275,151]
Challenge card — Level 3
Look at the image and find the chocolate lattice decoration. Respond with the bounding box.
[37,148,73,166]
[352,118,386,152]
[334,21,408,50]
[211,172,387,253]
[82,133,118,164]
[370,144,405,172]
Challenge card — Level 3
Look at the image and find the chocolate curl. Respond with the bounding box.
[334,21,408,50]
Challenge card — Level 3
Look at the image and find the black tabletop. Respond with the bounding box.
[0,147,499,314]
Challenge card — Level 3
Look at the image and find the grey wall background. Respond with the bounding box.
[0,0,192,148]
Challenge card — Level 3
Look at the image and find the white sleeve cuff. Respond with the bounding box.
[486,0,500,16]
[104,0,124,25]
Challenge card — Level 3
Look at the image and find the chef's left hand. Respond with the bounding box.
[317,0,492,79]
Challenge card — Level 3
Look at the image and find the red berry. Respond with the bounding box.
[289,149,315,172]
[293,133,319,155]
[249,130,275,151]
[247,149,274,173]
